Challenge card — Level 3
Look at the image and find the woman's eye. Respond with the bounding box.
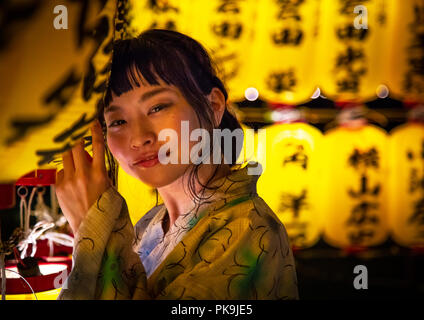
[108,119,126,127]
[149,103,169,114]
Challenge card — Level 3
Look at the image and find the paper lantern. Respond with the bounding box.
[0,0,116,183]
[257,122,324,249]
[317,0,390,101]
[125,0,191,37]
[188,0,258,102]
[322,124,389,248]
[388,122,424,247]
[249,0,320,104]
[385,0,424,102]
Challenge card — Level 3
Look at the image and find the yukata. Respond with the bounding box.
[58,163,299,299]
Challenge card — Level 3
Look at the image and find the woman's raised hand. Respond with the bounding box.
[55,119,112,235]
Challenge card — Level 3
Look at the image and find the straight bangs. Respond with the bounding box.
[105,38,167,106]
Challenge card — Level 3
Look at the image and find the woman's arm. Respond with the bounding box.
[55,120,149,299]
[58,186,149,299]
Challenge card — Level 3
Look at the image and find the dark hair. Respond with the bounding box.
[97,29,243,206]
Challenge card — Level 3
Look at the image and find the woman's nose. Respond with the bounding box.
[129,124,156,149]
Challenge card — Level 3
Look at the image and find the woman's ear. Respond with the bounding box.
[207,87,226,127]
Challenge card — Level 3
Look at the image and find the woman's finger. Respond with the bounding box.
[91,119,106,171]
[84,150,93,163]
[71,138,88,173]
[62,149,75,179]
[56,169,64,186]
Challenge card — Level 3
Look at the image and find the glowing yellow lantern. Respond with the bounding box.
[317,0,390,101]
[257,121,324,249]
[385,0,424,102]
[185,0,257,102]
[249,0,320,104]
[0,0,116,183]
[388,121,424,247]
[125,0,191,37]
[322,124,389,248]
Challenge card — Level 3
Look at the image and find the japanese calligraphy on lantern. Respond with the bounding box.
[250,0,320,104]
[187,0,257,102]
[257,122,325,249]
[386,1,424,102]
[318,0,390,101]
[388,123,424,247]
[323,125,389,248]
[127,0,189,37]
[0,0,116,183]
[346,147,381,244]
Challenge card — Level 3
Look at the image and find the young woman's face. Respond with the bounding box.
[104,80,202,188]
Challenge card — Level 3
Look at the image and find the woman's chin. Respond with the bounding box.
[131,164,190,189]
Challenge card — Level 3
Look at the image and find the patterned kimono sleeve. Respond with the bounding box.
[153,198,299,300]
[57,186,149,300]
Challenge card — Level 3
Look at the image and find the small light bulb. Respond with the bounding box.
[376,84,389,99]
[311,88,320,99]
[245,87,259,101]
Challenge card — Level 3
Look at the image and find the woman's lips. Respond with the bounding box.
[133,150,170,168]
[134,155,159,168]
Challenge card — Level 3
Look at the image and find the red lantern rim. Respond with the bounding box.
[403,100,423,109]
[268,102,297,110]
[334,100,364,109]
[4,261,71,295]
[15,169,56,186]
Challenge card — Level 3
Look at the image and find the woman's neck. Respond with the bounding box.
[157,163,230,231]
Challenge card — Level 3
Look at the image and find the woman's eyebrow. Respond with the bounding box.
[104,105,121,115]
[139,87,174,103]
[104,88,175,115]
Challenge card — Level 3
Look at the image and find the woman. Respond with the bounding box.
[55,29,298,300]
